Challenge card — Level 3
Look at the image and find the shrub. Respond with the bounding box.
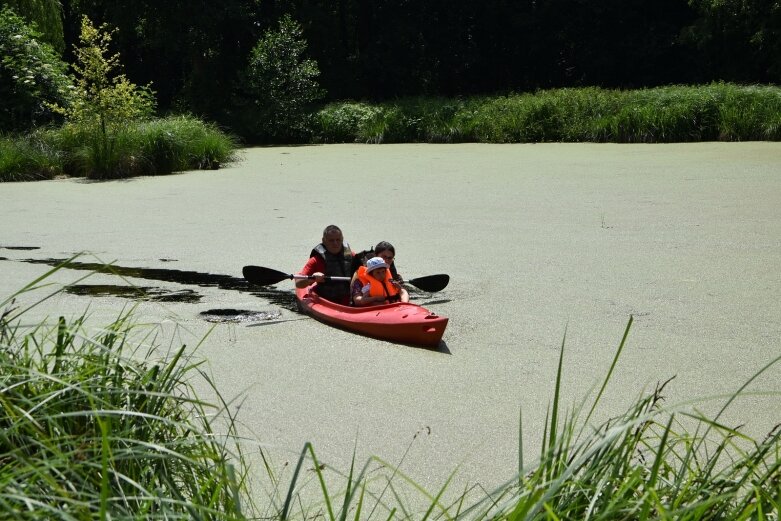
[234,14,325,143]
[0,6,72,133]
[50,15,156,179]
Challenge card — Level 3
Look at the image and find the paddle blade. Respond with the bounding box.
[406,274,449,292]
[243,265,292,286]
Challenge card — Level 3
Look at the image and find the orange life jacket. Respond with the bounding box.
[356,265,400,302]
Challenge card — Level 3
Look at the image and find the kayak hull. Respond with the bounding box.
[295,286,448,347]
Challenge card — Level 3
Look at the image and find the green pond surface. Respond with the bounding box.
[1,142,779,498]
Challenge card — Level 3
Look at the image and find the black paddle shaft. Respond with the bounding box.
[243,265,349,286]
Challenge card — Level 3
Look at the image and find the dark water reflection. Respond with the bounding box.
[65,284,202,303]
[20,258,298,309]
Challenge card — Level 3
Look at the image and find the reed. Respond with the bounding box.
[0,263,250,519]
[315,83,781,144]
[0,115,238,181]
[0,133,61,182]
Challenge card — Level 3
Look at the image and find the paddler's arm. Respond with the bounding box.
[296,257,326,288]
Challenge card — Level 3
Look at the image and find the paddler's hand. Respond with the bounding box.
[312,272,326,284]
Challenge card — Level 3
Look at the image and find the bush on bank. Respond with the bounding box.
[315,83,781,143]
[0,115,239,181]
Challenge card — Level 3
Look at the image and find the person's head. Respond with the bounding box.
[373,241,395,264]
[321,225,344,255]
[365,256,389,280]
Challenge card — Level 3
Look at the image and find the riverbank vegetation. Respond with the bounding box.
[3,267,779,519]
[4,1,781,154]
[0,265,249,519]
[0,11,238,182]
[4,82,780,182]
[0,116,237,182]
[315,83,781,144]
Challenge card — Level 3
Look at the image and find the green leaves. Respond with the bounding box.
[55,16,155,131]
[0,6,72,132]
[235,15,325,142]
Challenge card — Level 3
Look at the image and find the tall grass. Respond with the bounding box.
[315,83,781,143]
[0,115,239,181]
[0,134,62,182]
[0,264,250,519]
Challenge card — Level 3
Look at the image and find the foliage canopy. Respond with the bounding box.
[0,6,72,133]
[234,14,325,142]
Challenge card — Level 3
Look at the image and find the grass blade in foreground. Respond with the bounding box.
[0,276,250,519]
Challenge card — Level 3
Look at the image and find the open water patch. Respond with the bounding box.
[65,284,202,303]
[200,308,283,324]
[19,258,298,309]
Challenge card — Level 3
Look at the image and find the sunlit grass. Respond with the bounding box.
[0,133,62,182]
[0,262,250,519]
[0,115,239,181]
[316,83,781,144]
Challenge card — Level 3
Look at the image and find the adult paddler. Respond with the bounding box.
[296,225,355,305]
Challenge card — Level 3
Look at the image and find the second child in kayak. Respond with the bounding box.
[352,256,409,306]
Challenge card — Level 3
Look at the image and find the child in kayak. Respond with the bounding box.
[352,256,409,306]
[351,241,403,282]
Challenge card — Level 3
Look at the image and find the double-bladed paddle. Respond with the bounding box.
[401,274,449,292]
[242,265,449,292]
[242,265,349,286]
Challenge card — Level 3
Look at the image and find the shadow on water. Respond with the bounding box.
[1,246,41,251]
[20,258,298,310]
[416,298,452,306]
[65,284,202,303]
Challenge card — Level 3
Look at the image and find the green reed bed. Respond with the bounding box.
[0,115,238,181]
[315,83,781,144]
[0,134,62,182]
[0,266,250,519]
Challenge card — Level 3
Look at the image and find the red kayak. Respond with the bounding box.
[295,285,448,347]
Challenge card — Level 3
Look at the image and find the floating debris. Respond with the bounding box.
[199,308,283,324]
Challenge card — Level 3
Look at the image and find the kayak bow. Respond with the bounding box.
[295,285,448,347]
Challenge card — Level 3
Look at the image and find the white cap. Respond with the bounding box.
[365,256,389,273]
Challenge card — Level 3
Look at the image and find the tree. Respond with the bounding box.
[685,0,781,83]
[234,14,325,142]
[62,0,263,118]
[3,0,65,52]
[51,15,155,177]
[0,6,72,132]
